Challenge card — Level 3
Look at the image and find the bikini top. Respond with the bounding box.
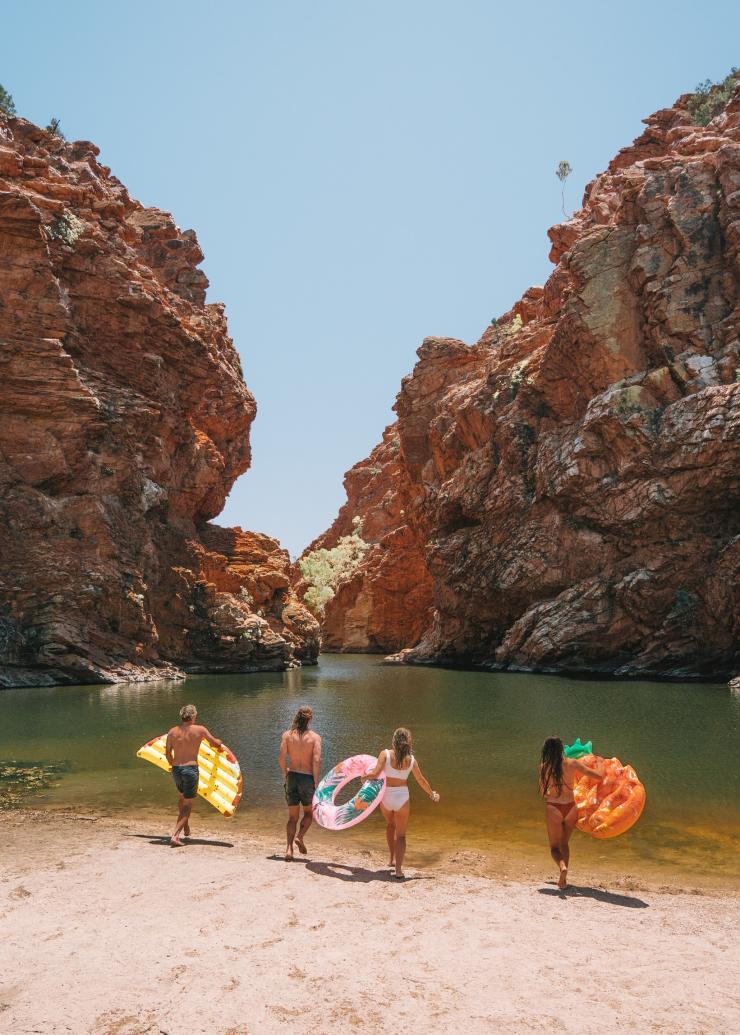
[385,749,414,781]
[542,766,573,799]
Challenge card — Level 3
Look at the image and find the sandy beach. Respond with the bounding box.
[2,810,738,1035]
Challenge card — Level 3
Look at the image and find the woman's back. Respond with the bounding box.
[541,757,577,802]
[385,748,414,784]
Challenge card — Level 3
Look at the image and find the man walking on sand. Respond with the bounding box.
[279,705,321,861]
[165,704,225,847]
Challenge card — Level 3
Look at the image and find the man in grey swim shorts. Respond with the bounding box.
[278,705,322,860]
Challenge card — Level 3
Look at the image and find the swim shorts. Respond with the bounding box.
[172,764,199,799]
[285,771,315,807]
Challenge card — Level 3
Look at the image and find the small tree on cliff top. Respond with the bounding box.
[299,519,369,616]
[556,160,572,218]
[46,116,65,139]
[0,83,17,117]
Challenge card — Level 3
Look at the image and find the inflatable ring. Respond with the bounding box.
[573,753,646,839]
[313,754,386,830]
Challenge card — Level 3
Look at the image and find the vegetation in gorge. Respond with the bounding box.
[299,518,369,615]
[688,68,739,125]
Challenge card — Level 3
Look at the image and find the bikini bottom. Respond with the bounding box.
[383,785,410,811]
[547,801,577,820]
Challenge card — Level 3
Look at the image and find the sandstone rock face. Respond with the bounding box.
[309,86,740,678]
[298,427,433,652]
[0,116,318,687]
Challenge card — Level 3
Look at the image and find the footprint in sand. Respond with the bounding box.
[269,1006,302,1019]
[92,1007,158,1034]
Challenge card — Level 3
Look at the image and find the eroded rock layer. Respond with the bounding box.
[308,86,740,678]
[0,115,318,687]
[298,426,433,652]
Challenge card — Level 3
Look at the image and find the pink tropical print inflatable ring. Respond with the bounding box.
[313,753,386,830]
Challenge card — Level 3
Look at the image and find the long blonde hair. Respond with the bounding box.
[392,727,412,768]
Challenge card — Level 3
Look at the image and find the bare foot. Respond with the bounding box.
[558,867,568,890]
[295,836,307,856]
[284,848,294,861]
[394,871,405,880]
[170,836,185,847]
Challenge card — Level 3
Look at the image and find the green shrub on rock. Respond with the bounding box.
[46,116,65,139]
[0,83,16,117]
[688,68,739,126]
[299,519,369,615]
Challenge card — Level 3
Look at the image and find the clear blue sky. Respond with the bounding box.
[3,2,738,556]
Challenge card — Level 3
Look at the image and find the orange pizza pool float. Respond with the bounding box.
[565,739,646,839]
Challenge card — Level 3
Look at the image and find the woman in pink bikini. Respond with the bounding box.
[365,727,439,880]
[539,735,602,889]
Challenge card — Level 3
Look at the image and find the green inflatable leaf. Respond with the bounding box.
[564,737,592,759]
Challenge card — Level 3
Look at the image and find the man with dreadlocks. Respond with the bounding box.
[539,735,603,889]
[279,705,322,860]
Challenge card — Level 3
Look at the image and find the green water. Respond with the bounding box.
[2,655,739,887]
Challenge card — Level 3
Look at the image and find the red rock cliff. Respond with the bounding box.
[0,115,319,686]
[297,426,433,651]
[305,85,740,678]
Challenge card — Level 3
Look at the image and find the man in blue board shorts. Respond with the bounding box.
[279,705,322,860]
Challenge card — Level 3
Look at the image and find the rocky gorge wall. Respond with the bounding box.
[0,114,318,687]
[303,85,740,679]
[296,426,434,652]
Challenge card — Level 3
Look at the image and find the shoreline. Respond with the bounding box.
[3,810,739,1034]
[1,652,735,690]
[10,802,740,898]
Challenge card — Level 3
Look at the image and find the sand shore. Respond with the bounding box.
[2,810,738,1035]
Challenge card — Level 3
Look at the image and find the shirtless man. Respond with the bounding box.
[165,704,224,847]
[279,705,321,861]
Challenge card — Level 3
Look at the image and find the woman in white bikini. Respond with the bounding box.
[539,735,602,889]
[365,727,439,879]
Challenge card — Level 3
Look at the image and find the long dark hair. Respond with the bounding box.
[291,705,313,736]
[392,727,412,768]
[539,736,564,797]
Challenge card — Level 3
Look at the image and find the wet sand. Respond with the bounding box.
[2,810,739,1034]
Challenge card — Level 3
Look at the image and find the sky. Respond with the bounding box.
[2,2,738,556]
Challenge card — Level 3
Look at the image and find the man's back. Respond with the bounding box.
[168,723,208,765]
[282,728,320,775]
